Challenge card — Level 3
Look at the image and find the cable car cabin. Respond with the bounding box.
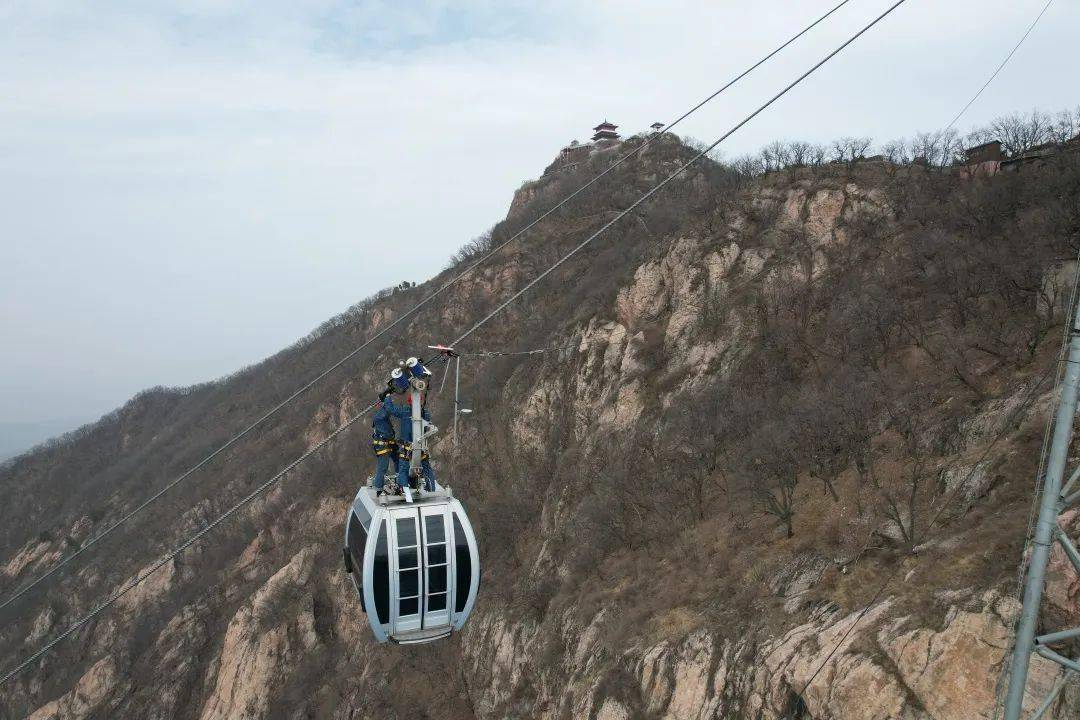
[343,483,479,644]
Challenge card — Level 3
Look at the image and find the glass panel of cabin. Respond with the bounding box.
[391,510,422,633]
[372,519,390,625]
[421,507,451,627]
[453,513,472,614]
[347,511,368,610]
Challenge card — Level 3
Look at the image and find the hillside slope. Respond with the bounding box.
[2,135,1080,719]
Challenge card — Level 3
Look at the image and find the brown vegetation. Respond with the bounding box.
[2,112,1080,718]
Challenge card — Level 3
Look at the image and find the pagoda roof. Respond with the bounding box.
[593,120,618,131]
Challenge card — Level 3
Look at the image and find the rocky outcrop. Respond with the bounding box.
[198,548,320,720]
[462,588,1078,720]
[8,145,1080,720]
[25,658,118,720]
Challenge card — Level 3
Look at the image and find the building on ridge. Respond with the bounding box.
[591,121,620,144]
[559,140,590,164]
[965,140,1004,164]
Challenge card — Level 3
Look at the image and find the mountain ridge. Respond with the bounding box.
[2,129,1080,719]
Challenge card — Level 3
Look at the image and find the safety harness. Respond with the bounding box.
[371,433,397,456]
[396,442,430,463]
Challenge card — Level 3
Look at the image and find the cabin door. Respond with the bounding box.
[419,506,452,629]
[388,508,422,634]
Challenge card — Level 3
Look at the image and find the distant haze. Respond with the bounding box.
[2,0,1076,428]
[0,418,91,461]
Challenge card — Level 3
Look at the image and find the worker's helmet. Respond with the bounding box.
[406,356,432,378]
[390,367,409,392]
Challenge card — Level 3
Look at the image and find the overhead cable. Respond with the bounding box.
[459,348,548,358]
[944,0,1055,133]
[0,0,855,615]
[805,4,1067,695]
[1,0,907,686]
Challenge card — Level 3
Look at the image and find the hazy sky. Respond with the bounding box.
[1,0,1076,429]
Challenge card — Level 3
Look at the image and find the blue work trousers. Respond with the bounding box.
[374,453,399,490]
[398,458,436,492]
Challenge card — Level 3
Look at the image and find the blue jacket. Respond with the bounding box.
[383,396,428,443]
[371,399,396,439]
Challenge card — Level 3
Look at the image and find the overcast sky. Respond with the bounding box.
[1,0,1076,433]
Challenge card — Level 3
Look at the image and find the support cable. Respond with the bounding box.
[458,348,549,358]
[0,0,908,686]
[0,395,378,686]
[450,0,908,352]
[944,0,1055,133]
[0,0,856,615]
[803,3,1065,696]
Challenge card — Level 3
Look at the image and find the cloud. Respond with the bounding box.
[0,0,1076,424]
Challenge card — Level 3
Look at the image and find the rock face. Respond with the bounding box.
[462,591,1075,720]
[25,658,118,720]
[199,548,320,720]
[3,143,1080,720]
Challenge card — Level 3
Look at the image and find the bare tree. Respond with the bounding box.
[881,138,911,172]
[908,129,961,167]
[744,420,802,538]
[963,126,996,149]
[831,136,872,164]
[733,154,765,178]
[1047,107,1080,144]
[991,110,1052,156]
[757,470,798,538]
[851,390,949,549]
[760,140,791,174]
[788,141,812,167]
[828,136,874,179]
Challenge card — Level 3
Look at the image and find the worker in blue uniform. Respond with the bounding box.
[390,366,410,393]
[370,387,400,493]
[384,392,437,492]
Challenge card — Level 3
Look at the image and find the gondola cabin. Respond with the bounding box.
[343,482,479,644]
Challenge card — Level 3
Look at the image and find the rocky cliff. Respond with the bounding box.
[2,135,1079,719]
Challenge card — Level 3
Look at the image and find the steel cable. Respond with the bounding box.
[944,0,1054,134]
[0,0,856,617]
[805,0,1067,693]
[1,0,907,687]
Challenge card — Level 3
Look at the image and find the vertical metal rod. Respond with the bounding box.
[1030,671,1072,720]
[410,386,423,475]
[1004,293,1080,720]
[1055,528,1080,576]
[1060,464,1080,500]
[1036,646,1080,674]
[453,356,461,449]
[1036,625,1080,646]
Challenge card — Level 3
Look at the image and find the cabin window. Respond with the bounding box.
[424,514,449,615]
[428,592,447,611]
[348,511,367,608]
[396,517,421,618]
[453,513,471,613]
[354,502,371,532]
[372,519,390,624]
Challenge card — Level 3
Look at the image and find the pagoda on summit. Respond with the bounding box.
[591,120,620,143]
